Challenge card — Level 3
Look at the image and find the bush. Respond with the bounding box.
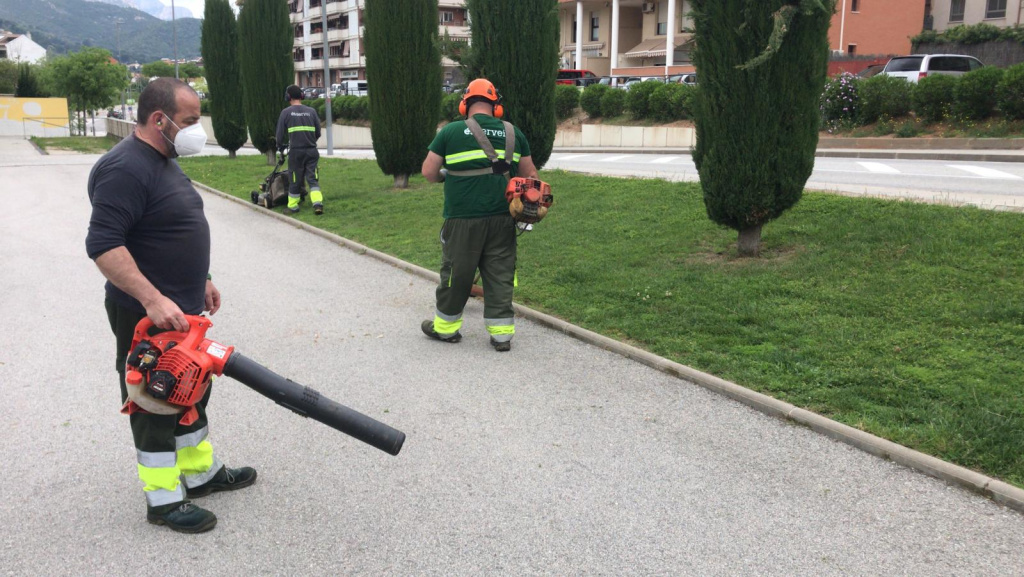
[913,74,958,122]
[555,84,580,120]
[200,99,210,115]
[673,84,698,119]
[580,83,609,117]
[626,80,662,119]
[600,88,626,117]
[820,72,860,132]
[894,119,923,138]
[440,92,462,122]
[337,95,358,119]
[649,82,686,122]
[310,98,326,119]
[353,96,370,120]
[953,66,1004,120]
[996,63,1024,120]
[331,96,344,120]
[858,74,912,124]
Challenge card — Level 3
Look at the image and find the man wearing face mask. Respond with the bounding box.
[86,78,256,534]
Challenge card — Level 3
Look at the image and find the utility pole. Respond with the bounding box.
[321,1,333,154]
[172,0,180,79]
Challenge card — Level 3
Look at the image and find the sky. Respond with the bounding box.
[170,0,206,19]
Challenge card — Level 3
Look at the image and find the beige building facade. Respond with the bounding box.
[558,0,697,78]
[926,0,1024,31]
[291,0,468,89]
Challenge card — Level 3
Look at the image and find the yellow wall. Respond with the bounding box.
[0,97,70,137]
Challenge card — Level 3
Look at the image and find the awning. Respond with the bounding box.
[562,42,605,52]
[624,35,694,59]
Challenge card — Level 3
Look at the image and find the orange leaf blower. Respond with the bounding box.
[122,315,405,456]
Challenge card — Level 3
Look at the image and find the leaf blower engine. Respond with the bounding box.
[122,316,405,456]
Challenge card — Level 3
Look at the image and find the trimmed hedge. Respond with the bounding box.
[858,74,912,123]
[601,87,626,117]
[581,84,609,117]
[625,80,661,119]
[996,63,1024,120]
[953,66,1004,120]
[555,84,580,120]
[440,92,463,122]
[913,74,957,122]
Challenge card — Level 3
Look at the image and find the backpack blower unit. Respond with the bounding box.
[122,316,404,456]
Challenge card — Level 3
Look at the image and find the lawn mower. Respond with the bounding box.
[250,151,306,210]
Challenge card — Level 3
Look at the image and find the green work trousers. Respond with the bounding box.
[433,214,517,341]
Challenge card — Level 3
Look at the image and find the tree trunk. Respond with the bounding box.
[266,149,276,165]
[737,225,763,257]
[228,150,236,159]
[393,174,410,189]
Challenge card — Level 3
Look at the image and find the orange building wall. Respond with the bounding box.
[827,0,926,56]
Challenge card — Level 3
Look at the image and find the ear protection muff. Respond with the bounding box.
[460,79,504,118]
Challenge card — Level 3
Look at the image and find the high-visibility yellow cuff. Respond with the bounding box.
[434,316,462,336]
[138,464,181,492]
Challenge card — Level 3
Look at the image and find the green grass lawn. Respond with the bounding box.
[31,135,119,154]
[181,155,1024,487]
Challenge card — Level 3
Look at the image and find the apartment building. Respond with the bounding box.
[290,0,468,89]
[925,0,1024,31]
[557,0,928,78]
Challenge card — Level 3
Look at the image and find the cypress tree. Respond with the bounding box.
[15,63,41,97]
[465,0,559,168]
[364,0,442,188]
[238,0,294,163]
[201,0,247,159]
[691,0,834,256]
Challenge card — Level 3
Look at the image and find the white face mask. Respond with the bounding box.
[161,116,207,157]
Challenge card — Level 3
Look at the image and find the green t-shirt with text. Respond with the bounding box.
[428,114,531,219]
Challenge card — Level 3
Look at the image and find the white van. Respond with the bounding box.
[880,54,984,83]
[331,80,368,97]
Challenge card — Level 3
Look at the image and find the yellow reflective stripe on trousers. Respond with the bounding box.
[433,315,462,336]
[136,449,184,506]
[177,439,215,480]
[310,188,323,204]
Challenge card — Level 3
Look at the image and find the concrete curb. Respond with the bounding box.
[194,180,1024,514]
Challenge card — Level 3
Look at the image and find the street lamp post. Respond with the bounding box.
[115,18,127,119]
[321,1,333,155]
[171,0,179,79]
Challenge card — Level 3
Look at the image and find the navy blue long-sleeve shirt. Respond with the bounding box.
[275,104,321,151]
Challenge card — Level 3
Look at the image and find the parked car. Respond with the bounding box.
[599,76,638,89]
[855,64,884,78]
[301,87,321,99]
[880,54,984,83]
[669,73,698,85]
[106,108,124,119]
[557,69,600,87]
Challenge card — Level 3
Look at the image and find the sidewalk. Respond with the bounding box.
[3,136,1023,574]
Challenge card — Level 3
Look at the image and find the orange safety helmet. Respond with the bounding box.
[459,78,504,118]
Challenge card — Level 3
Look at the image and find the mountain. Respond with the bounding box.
[0,0,202,63]
[89,0,195,21]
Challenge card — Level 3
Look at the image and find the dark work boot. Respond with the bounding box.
[186,466,258,498]
[490,337,512,352]
[146,501,217,533]
[421,320,462,343]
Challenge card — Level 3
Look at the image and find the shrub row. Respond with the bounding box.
[569,81,698,122]
[820,63,1024,131]
[302,96,370,122]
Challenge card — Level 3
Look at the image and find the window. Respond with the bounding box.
[657,3,668,35]
[341,14,349,29]
[440,10,454,24]
[571,18,577,42]
[986,0,1007,18]
[851,0,859,11]
[329,43,342,58]
[847,44,857,56]
[590,12,599,42]
[950,0,965,21]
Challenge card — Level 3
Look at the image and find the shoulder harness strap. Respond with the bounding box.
[447,117,517,177]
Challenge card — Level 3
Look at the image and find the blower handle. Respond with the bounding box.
[223,353,405,456]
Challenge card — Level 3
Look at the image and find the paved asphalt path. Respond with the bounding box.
[2,137,1023,575]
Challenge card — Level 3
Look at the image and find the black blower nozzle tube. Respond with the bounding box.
[223,353,405,456]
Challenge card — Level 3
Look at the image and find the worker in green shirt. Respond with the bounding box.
[420,79,538,352]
